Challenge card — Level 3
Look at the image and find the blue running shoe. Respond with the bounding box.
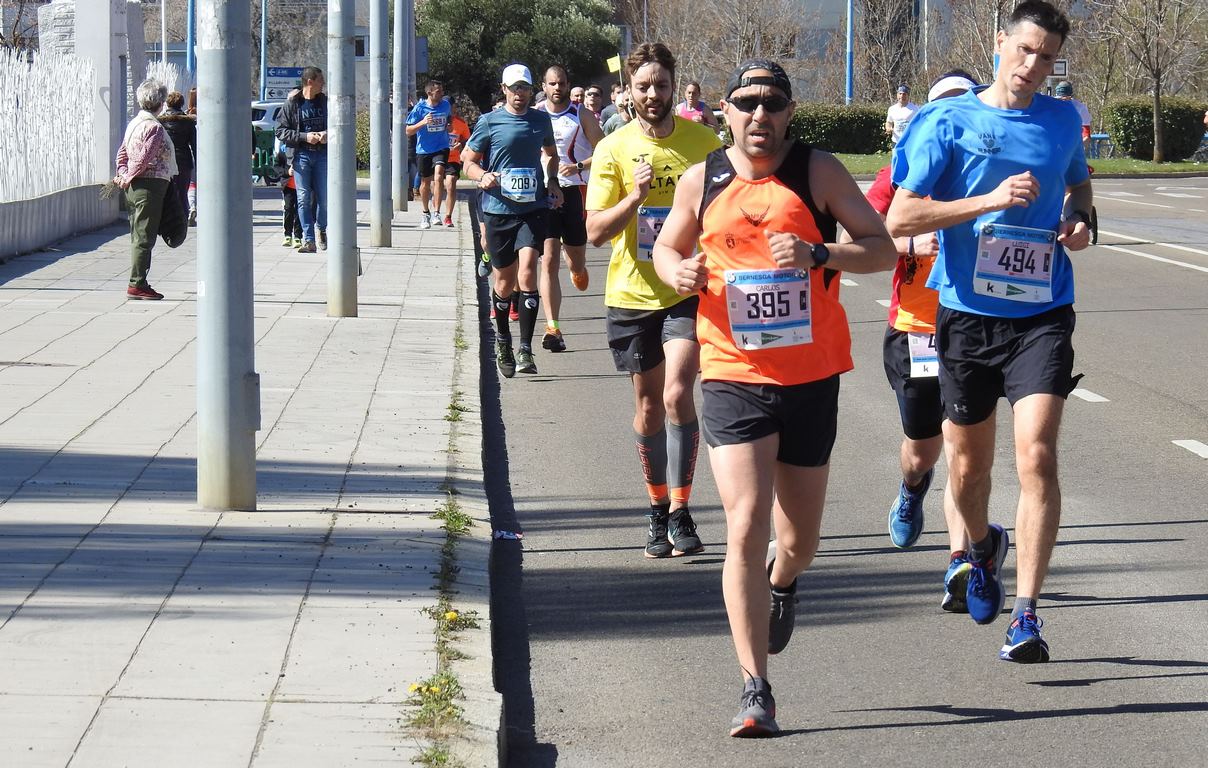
[941,553,971,613]
[999,611,1050,663]
[888,468,932,548]
[966,523,1008,625]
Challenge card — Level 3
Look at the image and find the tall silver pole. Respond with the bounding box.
[391,0,409,211]
[369,0,390,245]
[196,0,258,510]
[922,0,929,74]
[160,0,167,62]
[259,0,268,100]
[406,0,415,200]
[328,0,358,316]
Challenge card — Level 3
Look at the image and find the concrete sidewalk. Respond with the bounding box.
[0,187,498,766]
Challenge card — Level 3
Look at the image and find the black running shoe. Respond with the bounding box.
[767,559,798,655]
[515,346,538,374]
[668,507,704,555]
[729,677,779,738]
[496,340,516,378]
[645,505,672,558]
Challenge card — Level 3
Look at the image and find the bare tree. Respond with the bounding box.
[1,0,39,49]
[1087,0,1208,161]
[858,0,917,100]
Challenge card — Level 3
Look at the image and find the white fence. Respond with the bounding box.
[0,50,95,204]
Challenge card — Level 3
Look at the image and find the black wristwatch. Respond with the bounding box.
[810,242,830,268]
[1066,209,1092,227]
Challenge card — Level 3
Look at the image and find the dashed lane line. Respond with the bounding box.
[1098,230,1208,260]
[1071,388,1110,403]
[1095,242,1208,276]
[1173,440,1208,459]
[840,278,859,287]
[875,299,891,308]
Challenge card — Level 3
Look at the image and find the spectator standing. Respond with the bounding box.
[1054,81,1092,152]
[885,85,919,145]
[115,78,177,300]
[158,91,196,234]
[275,66,328,253]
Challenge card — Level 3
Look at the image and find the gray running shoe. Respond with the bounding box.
[496,340,516,378]
[644,506,672,558]
[767,559,798,655]
[668,507,704,555]
[515,346,537,374]
[477,253,492,278]
[729,677,779,738]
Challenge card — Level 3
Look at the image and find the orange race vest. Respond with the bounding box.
[696,143,854,386]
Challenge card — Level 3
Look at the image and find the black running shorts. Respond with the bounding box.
[701,375,840,468]
[417,150,449,178]
[605,296,699,374]
[546,184,587,247]
[883,327,944,440]
[484,210,548,270]
[935,304,1078,426]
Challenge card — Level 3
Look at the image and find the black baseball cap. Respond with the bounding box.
[725,59,792,100]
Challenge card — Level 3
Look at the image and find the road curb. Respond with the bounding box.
[444,206,504,768]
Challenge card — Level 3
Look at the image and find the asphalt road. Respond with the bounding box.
[479,177,1208,768]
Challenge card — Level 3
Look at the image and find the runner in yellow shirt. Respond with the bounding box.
[585,42,721,559]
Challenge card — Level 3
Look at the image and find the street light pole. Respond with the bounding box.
[328,0,358,316]
[845,0,854,104]
[196,0,258,510]
[392,0,410,211]
[259,0,268,100]
[369,0,390,245]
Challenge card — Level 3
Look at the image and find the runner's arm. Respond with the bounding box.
[886,171,1040,237]
[461,147,496,189]
[811,151,896,274]
[580,108,604,148]
[652,164,708,295]
[1058,177,1094,250]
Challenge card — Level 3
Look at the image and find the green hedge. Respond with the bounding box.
[356,110,370,169]
[788,103,889,154]
[1104,97,1208,161]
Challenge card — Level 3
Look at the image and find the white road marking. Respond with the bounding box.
[1095,197,1175,210]
[1155,192,1202,199]
[1097,243,1208,275]
[1099,190,1143,197]
[840,278,859,287]
[1173,440,1208,459]
[875,299,891,307]
[1070,388,1109,403]
[1098,229,1208,260]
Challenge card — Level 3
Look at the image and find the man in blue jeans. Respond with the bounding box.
[276,66,328,253]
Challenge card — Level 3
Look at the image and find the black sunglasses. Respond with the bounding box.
[728,94,791,114]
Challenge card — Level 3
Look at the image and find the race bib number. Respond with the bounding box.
[500,168,538,203]
[636,206,670,261]
[974,223,1055,303]
[724,268,812,350]
[907,332,938,378]
[426,114,448,132]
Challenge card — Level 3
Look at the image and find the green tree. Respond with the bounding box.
[419,0,619,108]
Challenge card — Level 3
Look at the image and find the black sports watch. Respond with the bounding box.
[810,242,830,268]
[1066,209,1092,228]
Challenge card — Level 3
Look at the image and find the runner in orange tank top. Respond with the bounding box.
[652,59,895,738]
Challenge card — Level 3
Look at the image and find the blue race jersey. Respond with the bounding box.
[467,108,555,216]
[407,98,453,155]
[892,87,1089,318]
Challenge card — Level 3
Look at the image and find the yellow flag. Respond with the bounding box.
[606,55,621,73]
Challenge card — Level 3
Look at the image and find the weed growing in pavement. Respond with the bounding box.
[413,745,463,767]
[433,495,472,537]
[444,389,469,422]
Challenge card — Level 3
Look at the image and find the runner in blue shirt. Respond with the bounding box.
[406,81,453,229]
[886,0,1093,665]
[463,64,563,378]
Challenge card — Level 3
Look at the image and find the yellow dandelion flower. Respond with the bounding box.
[408,683,420,693]
[444,611,459,621]
[430,686,441,694]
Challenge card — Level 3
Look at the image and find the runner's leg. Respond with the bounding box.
[1010,393,1065,601]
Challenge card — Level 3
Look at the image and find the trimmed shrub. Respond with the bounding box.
[1104,97,1208,161]
[788,103,889,154]
[355,110,370,169]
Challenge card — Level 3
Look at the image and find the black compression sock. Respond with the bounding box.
[518,290,539,347]
[492,290,512,341]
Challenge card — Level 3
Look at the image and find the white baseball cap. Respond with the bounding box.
[501,64,533,87]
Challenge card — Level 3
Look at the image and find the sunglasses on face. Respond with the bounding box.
[728,94,791,114]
